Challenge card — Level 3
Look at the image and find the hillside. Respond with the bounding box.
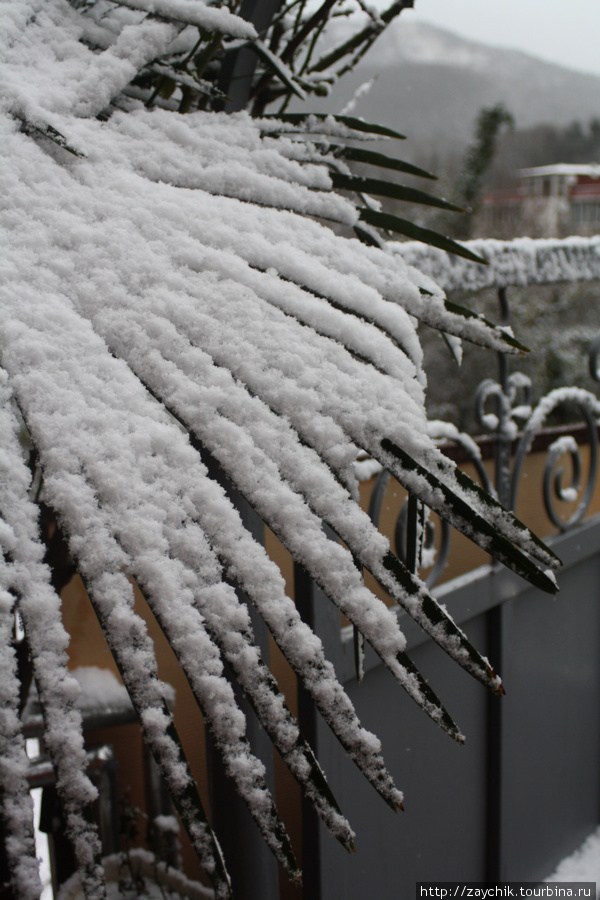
[297,21,600,163]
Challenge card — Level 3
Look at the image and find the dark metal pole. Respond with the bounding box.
[486,286,510,880]
[216,0,283,112]
[495,287,513,510]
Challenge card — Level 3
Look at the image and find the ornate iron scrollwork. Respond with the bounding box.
[474,287,600,531]
[368,284,600,589]
[475,373,533,443]
[511,389,600,530]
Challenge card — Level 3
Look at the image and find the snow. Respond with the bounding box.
[339,77,377,115]
[113,1,257,39]
[513,388,600,481]
[0,371,105,900]
[153,814,180,836]
[70,667,134,715]
[520,163,600,180]
[57,848,215,899]
[0,0,571,895]
[545,826,600,897]
[428,420,484,463]
[394,236,600,294]
[0,588,41,900]
[354,453,384,482]
[30,783,53,900]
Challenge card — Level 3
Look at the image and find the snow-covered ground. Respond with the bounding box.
[545,827,600,896]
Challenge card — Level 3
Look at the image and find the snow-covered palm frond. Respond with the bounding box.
[0,2,559,898]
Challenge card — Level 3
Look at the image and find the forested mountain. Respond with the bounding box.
[301,20,600,167]
[490,120,600,185]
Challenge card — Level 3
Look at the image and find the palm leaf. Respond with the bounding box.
[328,143,437,179]
[331,172,463,212]
[260,111,406,139]
[359,207,488,263]
[249,40,307,101]
[0,3,560,897]
[17,118,86,158]
[113,0,257,38]
[379,439,560,587]
[436,298,529,353]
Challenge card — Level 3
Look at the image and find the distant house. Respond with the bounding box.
[476,163,600,238]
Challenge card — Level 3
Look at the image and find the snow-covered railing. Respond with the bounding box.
[368,237,600,589]
[393,235,600,293]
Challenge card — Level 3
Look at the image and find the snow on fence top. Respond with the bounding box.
[394,236,600,294]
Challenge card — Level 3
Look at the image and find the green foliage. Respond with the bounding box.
[454,103,514,238]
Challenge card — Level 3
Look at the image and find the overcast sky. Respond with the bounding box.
[391,0,600,77]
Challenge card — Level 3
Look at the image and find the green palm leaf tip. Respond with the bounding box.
[260,112,406,140]
[397,650,466,742]
[359,207,488,264]
[442,298,529,353]
[412,289,527,355]
[331,173,464,213]
[349,514,460,739]
[259,113,484,261]
[452,465,562,570]
[19,119,86,158]
[329,144,437,180]
[380,551,503,695]
[379,439,560,592]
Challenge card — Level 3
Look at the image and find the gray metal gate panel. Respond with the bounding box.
[312,516,600,899]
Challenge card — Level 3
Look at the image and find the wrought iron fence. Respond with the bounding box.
[366,238,600,592]
[308,237,600,900]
